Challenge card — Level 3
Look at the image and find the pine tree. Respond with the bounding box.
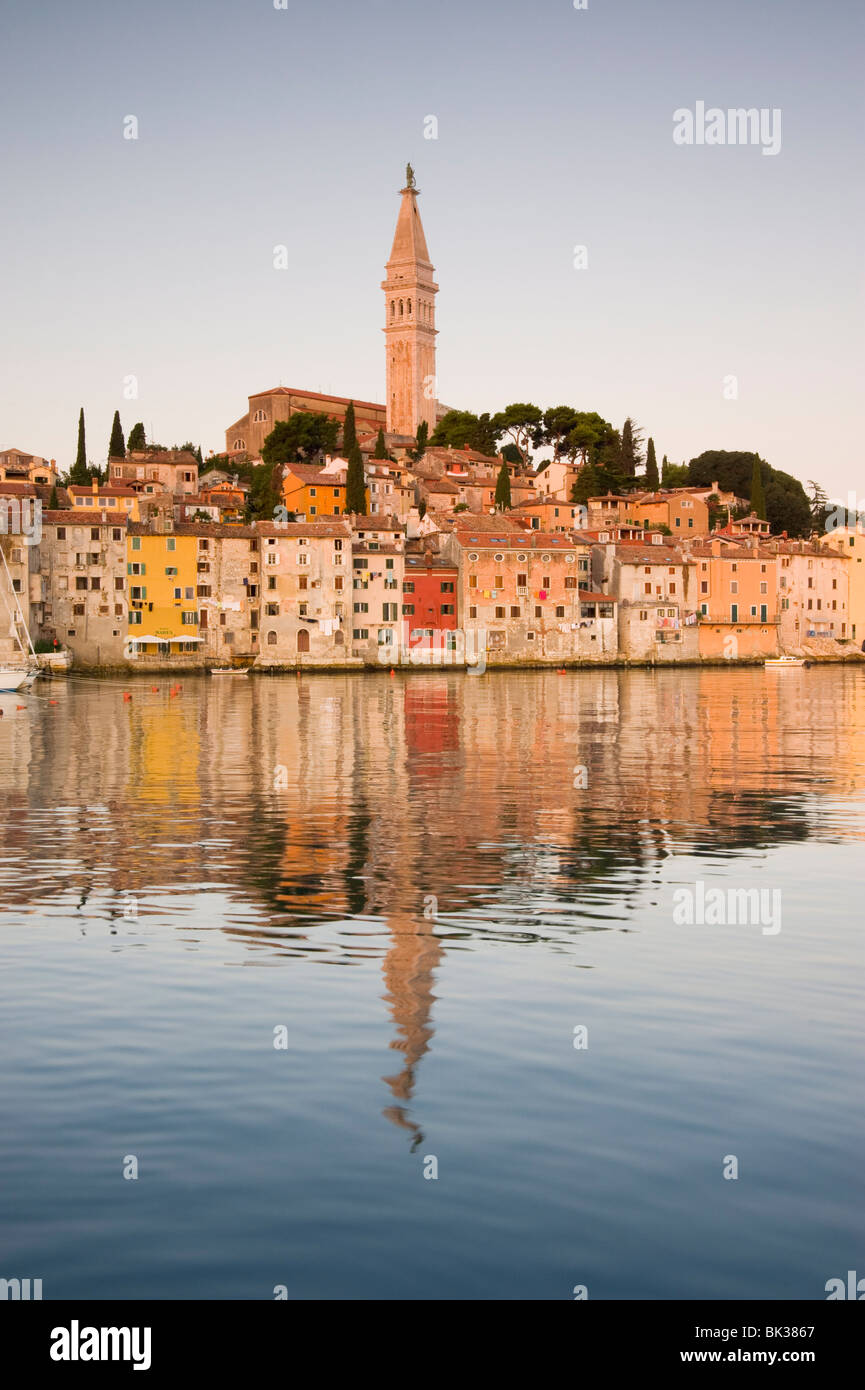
[345,443,367,514]
[69,408,90,485]
[494,461,512,510]
[127,422,146,451]
[49,485,59,510]
[108,410,125,459]
[373,428,388,460]
[342,401,357,457]
[645,437,659,490]
[195,445,203,466]
[750,456,766,519]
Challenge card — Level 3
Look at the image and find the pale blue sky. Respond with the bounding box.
[0,0,861,497]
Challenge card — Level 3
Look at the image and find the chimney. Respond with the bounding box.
[91,477,99,496]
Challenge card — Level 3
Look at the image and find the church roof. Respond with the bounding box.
[387,189,432,268]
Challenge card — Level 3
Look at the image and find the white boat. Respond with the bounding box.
[210,667,249,676]
[765,655,806,668]
[0,667,32,692]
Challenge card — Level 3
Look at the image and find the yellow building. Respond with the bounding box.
[126,527,201,657]
[819,527,865,645]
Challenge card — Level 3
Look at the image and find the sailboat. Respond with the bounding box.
[0,544,41,691]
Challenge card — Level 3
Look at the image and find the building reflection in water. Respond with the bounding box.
[2,668,865,1144]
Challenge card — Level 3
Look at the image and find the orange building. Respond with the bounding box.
[691,539,780,659]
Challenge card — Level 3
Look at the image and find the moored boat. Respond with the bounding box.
[765,655,806,668]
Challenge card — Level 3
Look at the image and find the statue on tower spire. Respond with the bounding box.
[405,162,416,189]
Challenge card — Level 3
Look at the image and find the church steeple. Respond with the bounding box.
[381,167,438,438]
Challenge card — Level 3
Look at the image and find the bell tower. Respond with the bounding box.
[381,166,438,438]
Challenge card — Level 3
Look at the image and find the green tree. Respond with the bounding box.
[644,437,659,490]
[620,417,644,481]
[345,444,367,514]
[342,401,357,456]
[571,463,602,506]
[662,456,690,487]
[430,409,499,455]
[500,442,522,465]
[749,456,766,518]
[108,410,125,459]
[373,428,389,460]
[261,413,339,465]
[246,462,284,521]
[127,422,146,451]
[807,479,830,533]
[490,402,543,468]
[494,462,512,510]
[69,408,91,485]
[48,484,59,510]
[410,419,429,462]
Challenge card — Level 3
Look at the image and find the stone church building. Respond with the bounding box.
[225,170,441,457]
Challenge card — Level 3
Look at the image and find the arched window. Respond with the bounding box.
[334,629,344,646]
[266,630,277,645]
[391,300,395,318]
[407,299,412,316]
[297,629,310,653]
[399,299,403,316]
[233,438,246,450]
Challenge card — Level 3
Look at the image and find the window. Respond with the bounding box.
[165,567,178,576]
[266,603,280,616]
[57,527,66,539]
[166,538,176,551]
[267,576,277,591]
[644,583,652,595]
[182,611,196,626]
[112,528,122,541]
[555,605,565,617]
[510,605,520,617]
[382,603,398,621]
[353,628,369,640]
[730,581,738,594]
[495,574,504,588]
[354,602,369,614]
[73,603,85,616]
[495,606,505,619]
[114,577,124,591]
[564,577,577,589]
[441,604,455,615]
[75,576,88,591]
[402,604,415,615]
[469,606,477,619]
[440,581,454,593]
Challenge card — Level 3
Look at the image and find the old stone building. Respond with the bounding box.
[255,520,356,668]
[37,510,128,666]
[226,388,386,460]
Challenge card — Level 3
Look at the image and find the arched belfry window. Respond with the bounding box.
[391,300,395,318]
[407,299,412,316]
[399,299,403,316]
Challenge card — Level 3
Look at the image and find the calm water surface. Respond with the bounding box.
[0,667,862,1299]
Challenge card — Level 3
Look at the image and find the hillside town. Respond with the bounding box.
[1,171,861,674]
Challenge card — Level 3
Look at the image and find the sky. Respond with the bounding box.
[0,0,862,499]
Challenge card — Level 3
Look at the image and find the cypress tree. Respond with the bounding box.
[645,437,659,490]
[373,428,388,459]
[342,401,357,457]
[108,410,125,459]
[345,443,367,514]
[412,420,428,461]
[750,456,767,519]
[127,422,146,451]
[70,408,90,485]
[620,417,643,481]
[49,484,59,510]
[494,461,512,510]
